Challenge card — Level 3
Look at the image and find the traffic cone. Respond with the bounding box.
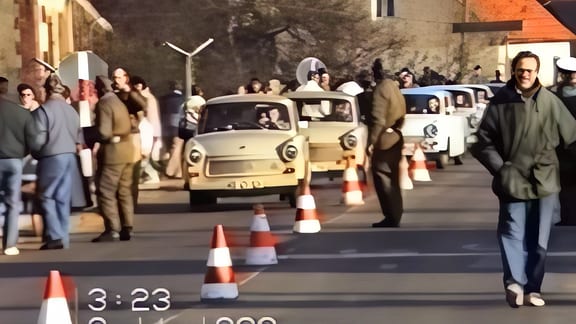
[245,204,278,265]
[37,270,72,324]
[201,224,238,302]
[341,157,365,206]
[293,179,321,233]
[409,144,431,182]
[399,155,413,190]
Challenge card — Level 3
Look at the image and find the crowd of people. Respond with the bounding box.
[2,53,576,310]
[0,65,207,253]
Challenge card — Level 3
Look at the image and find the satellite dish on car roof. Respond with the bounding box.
[296,57,326,86]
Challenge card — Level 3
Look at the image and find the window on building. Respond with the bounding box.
[374,0,395,18]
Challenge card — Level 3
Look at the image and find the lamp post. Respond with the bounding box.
[163,38,214,98]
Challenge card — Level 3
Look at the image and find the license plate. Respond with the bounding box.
[234,180,264,189]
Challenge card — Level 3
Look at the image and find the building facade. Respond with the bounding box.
[1,0,574,99]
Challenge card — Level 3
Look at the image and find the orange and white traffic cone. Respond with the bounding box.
[37,270,72,324]
[293,179,321,233]
[399,155,414,190]
[409,144,431,181]
[201,224,238,302]
[245,204,278,265]
[341,157,365,206]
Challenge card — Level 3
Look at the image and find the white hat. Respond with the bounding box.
[556,57,576,73]
[185,95,206,113]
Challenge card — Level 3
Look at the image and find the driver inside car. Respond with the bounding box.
[258,107,289,129]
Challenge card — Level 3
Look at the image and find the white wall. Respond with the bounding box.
[504,42,571,86]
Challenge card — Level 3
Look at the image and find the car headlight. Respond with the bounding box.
[189,149,202,163]
[282,144,298,162]
[343,134,358,149]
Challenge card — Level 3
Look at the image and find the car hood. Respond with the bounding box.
[193,131,294,156]
[298,123,356,143]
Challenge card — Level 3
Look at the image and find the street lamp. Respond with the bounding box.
[163,38,214,98]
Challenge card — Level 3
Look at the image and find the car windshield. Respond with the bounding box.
[404,95,441,114]
[198,102,291,134]
[293,98,353,122]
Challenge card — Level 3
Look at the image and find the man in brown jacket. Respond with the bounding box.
[368,59,406,228]
[92,76,135,242]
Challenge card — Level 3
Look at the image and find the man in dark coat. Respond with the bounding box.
[159,80,185,178]
[368,59,406,228]
[471,51,576,308]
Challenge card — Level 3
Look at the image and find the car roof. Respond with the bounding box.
[206,94,294,105]
[401,87,454,98]
[285,91,356,101]
[417,85,476,95]
[427,83,494,98]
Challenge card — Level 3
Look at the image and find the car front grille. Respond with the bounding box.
[207,159,285,176]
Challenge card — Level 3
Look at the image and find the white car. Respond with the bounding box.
[286,91,368,174]
[400,88,471,165]
[422,85,482,135]
[182,94,309,208]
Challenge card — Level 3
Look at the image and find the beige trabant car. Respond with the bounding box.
[182,94,309,208]
[423,85,482,133]
[285,91,368,174]
[400,88,471,166]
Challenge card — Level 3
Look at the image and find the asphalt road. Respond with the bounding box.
[1,156,576,324]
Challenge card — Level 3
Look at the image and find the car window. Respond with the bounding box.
[452,92,474,109]
[404,95,441,114]
[198,102,291,134]
[294,98,353,122]
[476,89,489,104]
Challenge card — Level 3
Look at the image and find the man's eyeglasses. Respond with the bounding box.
[515,69,536,74]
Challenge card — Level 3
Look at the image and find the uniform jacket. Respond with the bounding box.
[471,78,576,200]
[369,79,406,150]
[95,92,134,165]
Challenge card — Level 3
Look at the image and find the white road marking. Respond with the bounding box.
[238,266,269,286]
[277,251,576,259]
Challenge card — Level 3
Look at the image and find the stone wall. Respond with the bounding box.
[0,1,22,96]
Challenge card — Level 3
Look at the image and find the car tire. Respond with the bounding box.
[288,192,297,208]
[437,153,449,169]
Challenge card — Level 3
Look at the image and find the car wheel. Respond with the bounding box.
[436,153,449,169]
[288,192,297,208]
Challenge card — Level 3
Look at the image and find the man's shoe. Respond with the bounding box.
[40,240,64,250]
[372,220,399,228]
[505,283,524,308]
[3,247,20,256]
[91,231,120,243]
[119,227,132,241]
[525,292,545,307]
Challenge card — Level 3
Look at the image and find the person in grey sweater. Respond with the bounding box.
[0,97,36,255]
[29,74,82,250]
